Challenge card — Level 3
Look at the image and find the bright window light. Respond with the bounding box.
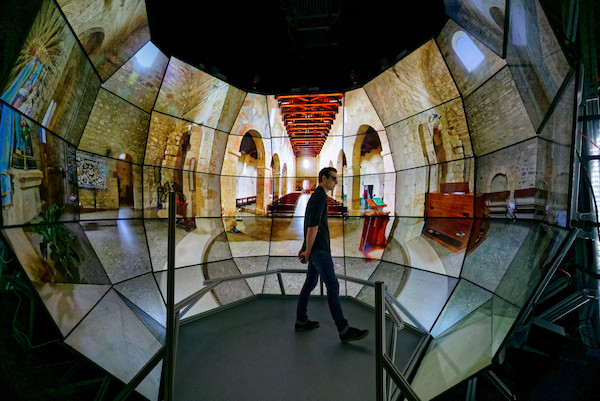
[511,0,528,47]
[119,153,127,160]
[302,159,310,169]
[134,42,160,68]
[452,31,485,73]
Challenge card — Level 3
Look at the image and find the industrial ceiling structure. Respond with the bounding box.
[146,0,448,94]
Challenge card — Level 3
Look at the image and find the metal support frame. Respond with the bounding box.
[113,192,179,401]
[569,62,600,348]
[513,229,580,330]
[386,290,429,334]
[537,276,572,304]
[537,289,594,322]
[375,281,421,401]
[164,192,177,401]
[114,346,166,401]
[484,371,516,401]
[376,281,386,401]
[465,378,477,401]
[277,272,286,295]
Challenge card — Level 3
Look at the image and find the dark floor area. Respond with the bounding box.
[0,283,146,401]
[174,295,424,401]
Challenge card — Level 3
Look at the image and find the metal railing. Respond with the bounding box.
[116,192,422,401]
[375,281,422,401]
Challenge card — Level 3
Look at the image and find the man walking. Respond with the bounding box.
[296,167,369,343]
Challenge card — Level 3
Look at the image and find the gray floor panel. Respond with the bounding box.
[174,295,424,401]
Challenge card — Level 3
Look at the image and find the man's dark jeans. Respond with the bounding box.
[296,249,349,333]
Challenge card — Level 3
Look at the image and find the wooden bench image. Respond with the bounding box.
[236,196,256,208]
[268,192,301,214]
[327,196,347,217]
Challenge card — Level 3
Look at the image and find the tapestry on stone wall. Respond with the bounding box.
[77,153,108,190]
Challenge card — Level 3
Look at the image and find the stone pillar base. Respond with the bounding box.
[2,168,43,225]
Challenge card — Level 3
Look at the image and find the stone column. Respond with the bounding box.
[3,169,43,225]
[256,166,271,215]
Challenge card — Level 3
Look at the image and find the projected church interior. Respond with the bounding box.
[0,0,576,400]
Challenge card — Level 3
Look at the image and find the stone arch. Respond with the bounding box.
[162,126,191,171]
[79,27,105,59]
[282,163,288,196]
[352,125,383,210]
[223,128,268,216]
[490,173,509,193]
[116,153,134,208]
[451,31,485,72]
[489,6,505,29]
[335,150,347,201]
[485,166,513,194]
[234,128,266,164]
[272,153,281,198]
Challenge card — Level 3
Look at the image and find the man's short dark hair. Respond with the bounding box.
[319,167,337,183]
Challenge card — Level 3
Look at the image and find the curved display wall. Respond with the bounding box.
[0,0,575,400]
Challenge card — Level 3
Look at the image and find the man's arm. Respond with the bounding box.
[298,225,318,264]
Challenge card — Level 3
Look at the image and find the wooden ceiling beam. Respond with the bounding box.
[280,102,340,108]
[276,93,343,100]
[282,110,336,116]
[284,116,333,121]
[277,93,343,156]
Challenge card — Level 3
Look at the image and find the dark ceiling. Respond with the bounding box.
[146,0,448,94]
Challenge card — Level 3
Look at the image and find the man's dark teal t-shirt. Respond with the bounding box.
[302,186,330,253]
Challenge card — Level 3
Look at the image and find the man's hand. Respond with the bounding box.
[301,226,318,264]
[298,249,309,264]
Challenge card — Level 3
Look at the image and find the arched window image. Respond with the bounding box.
[117,153,134,207]
[133,41,160,69]
[221,129,268,217]
[281,163,288,196]
[271,153,281,198]
[510,0,528,46]
[451,31,485,72]
[352,126,384,210]
[489,6,505,29]
[236,132,260,214]
[490,173,509,192]
[335,149,347,202]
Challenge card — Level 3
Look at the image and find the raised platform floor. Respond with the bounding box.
[174,295,426,401]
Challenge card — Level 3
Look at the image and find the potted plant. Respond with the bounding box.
[32,205,80,282]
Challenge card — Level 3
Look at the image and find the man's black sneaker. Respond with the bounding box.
[340,327,369,343]
[295,320,320,332]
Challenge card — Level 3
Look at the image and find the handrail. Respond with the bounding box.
[202,269,374,287]
[385,290,430,334]
[376,281,422,401]
[176,268,379,315]
[384,295,405,330]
